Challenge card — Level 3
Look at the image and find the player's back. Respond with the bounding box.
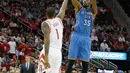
[75,7,93,37]
[44,17,63,50]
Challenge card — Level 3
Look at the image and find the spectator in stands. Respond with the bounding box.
[118,43,127,52]
[26,44,34,56]
[0,57,2,66]
[100,40,110,51]
[34,35,41,48]
[91,34,98,42]
[91,40,100,51]
[3,40,10,54]
[8,37,16,58]
[20,56,35,73]
[10,55,17,65]
[122,28,128,39]
[91,26,97,35]
[91,32,100,51]
[18,44,26,64]
[9,21,17,28]
[0,65,2,72]
[15,34,22,44]
[100,7,106,15]
[10,66,15,73]
[0,35,2,42]
[2,67,7,73]
[15,68,20,73]
[118,34,125,43]
[0,33,5,42]
[20,34,25,43]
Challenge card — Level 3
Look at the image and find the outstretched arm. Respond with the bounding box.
[56,0,68,20]
[72,0,82,12]
[92,0,97,19]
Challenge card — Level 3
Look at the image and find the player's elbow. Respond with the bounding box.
[93,10,97,16]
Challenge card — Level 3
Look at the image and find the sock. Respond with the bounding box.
[82,61,89,73]
[65,60,75,73]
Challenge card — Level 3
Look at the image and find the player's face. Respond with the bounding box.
[83,0,91,8]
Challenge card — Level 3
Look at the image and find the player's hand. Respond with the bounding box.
[44,55,50,69]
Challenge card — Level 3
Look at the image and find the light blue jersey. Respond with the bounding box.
[68,7,93,61]
[75,7,93,36]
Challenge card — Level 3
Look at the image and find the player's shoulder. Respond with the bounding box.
[55,17,63,25]
[86,8,93,15]
[76,6,83,13]
[41,20,50,27]
[41,20,46,25]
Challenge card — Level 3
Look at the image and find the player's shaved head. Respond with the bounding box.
[46,7,55,18]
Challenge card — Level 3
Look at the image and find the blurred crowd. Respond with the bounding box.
[0,0,129,73]
[91,2,130,52]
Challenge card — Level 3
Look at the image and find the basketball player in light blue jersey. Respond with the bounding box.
[65,0,97,73]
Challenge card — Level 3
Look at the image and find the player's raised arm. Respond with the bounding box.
[56,0,68,20]
[72,0,82,12]
[92,0,97,19]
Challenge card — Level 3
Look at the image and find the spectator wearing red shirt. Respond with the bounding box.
[2,40,10,54]
[30,23,38,30]
[30,22,38,34]
[112,40,120,51]
[25,45,34,56]
[17,42,26,52]
[10,55,17,64]
[17,42,26,64]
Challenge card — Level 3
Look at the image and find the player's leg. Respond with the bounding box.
[79,37,91,73]
[65,34,80,73]
[49,48,62,73]
[65,60,75,73]
[81,61,89,73]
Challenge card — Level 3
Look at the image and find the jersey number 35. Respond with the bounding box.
[84,19,90,26]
